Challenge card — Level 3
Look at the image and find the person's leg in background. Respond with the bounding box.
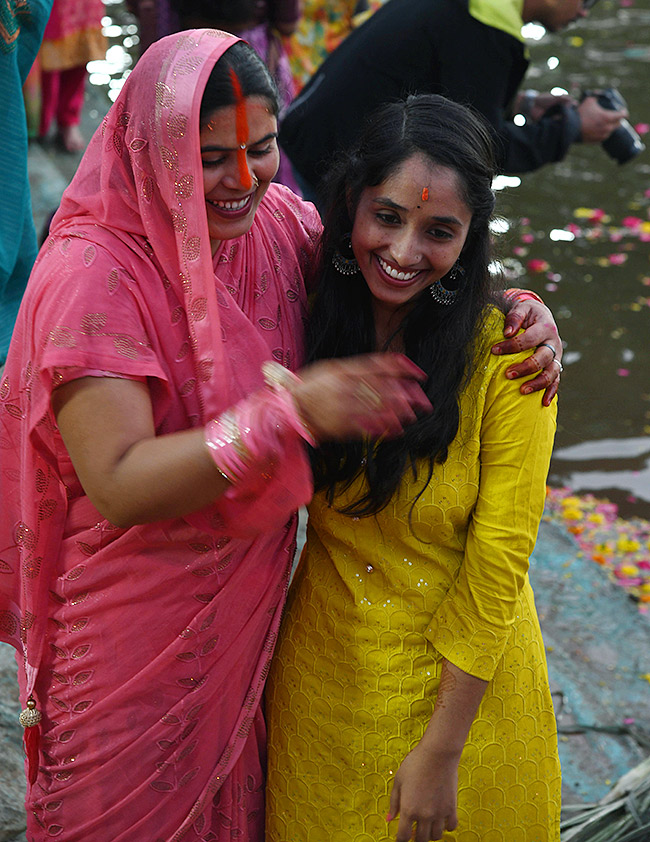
[38,67,60,140]
[55,64,87,152]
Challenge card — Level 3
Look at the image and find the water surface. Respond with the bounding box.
[493,0,650,516]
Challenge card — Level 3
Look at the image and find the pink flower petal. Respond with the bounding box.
[527,259,550,273]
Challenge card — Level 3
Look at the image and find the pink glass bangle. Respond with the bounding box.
[261,361,317,447]
[204,369,316,491]
[504,288,545,305]
[204,411,248,484]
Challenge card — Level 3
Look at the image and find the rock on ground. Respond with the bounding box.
[0,644,26,842]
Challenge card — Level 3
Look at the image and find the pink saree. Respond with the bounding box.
[0,30,321,841]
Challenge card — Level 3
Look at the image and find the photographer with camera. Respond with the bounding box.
[280,0,640,204]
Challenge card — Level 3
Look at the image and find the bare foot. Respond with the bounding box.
[59,124,85,153]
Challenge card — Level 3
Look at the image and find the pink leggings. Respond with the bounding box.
[39,64,87,136]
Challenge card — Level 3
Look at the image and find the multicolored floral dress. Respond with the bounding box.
[282,0,381,92]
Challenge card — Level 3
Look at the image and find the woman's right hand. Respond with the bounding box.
[291,353,432,441]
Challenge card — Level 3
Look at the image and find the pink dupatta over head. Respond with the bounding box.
[0,29,320,841]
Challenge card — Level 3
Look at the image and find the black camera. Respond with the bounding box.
[582,88,645,165]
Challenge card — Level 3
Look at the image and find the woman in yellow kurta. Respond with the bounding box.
[265,94,561,842]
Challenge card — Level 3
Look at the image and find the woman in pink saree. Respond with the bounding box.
[0,30,434,841]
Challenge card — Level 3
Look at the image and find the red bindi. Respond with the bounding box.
[228,68,253,190]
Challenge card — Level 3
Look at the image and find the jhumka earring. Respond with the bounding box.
[430,261,465,305]
[332,234,359,275]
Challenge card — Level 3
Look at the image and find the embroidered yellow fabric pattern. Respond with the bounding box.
[266,308,561,841]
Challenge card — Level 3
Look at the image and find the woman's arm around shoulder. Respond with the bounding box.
[491,288,563,405]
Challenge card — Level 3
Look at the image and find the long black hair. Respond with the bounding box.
[308,94,499,516]
[199,40,280,127]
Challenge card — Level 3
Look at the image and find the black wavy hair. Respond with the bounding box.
[170,0,258,30]
[308,93,499,517]
[199,40,280,126]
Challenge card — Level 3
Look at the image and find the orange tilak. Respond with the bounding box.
[228,68,253,189]
[421,187,429,201]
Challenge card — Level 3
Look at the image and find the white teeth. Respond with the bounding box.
[378,257,419,281]
[211,196,250,211]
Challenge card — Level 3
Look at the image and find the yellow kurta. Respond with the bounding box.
[266,308,561,842]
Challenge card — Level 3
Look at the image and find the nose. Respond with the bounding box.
[388,229,423,268]
[223,151,254,191]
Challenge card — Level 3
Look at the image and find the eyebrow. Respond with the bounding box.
[200,132,278,153]
[373,196,464,226]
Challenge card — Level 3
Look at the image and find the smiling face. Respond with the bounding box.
[200,96,279,253]
[350,153,473,332]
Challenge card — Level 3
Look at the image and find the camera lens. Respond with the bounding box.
[596,88,645,165]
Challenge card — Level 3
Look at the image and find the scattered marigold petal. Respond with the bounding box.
[618,563,640,577]
[561,496,583,507]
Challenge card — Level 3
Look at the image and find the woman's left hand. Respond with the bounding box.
[491,297,563,407]
[388,745,460,842]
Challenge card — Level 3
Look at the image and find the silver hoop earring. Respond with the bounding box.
[332,234,359,275]
[429,261,465,305]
